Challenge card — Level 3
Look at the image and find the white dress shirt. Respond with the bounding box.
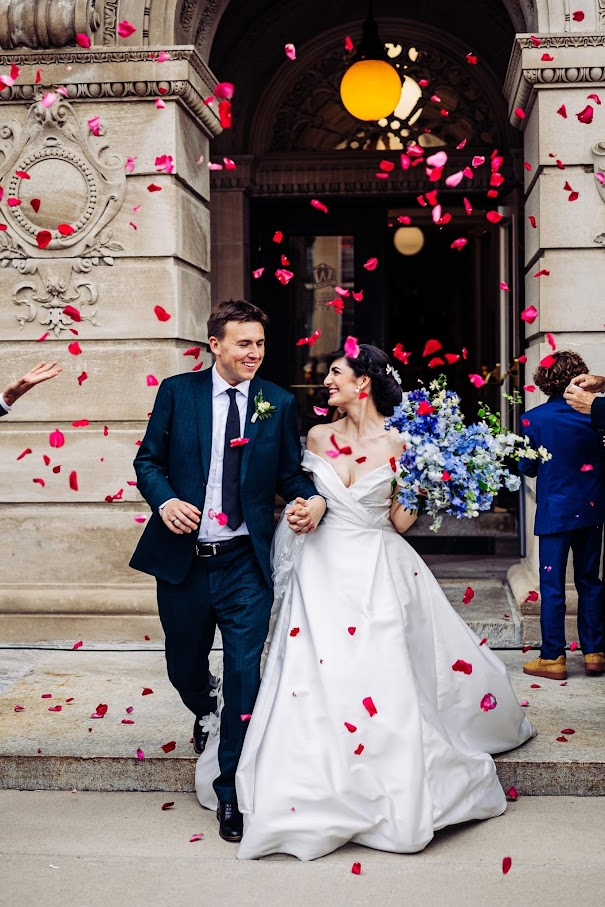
[0,394,11,414]
[198,366,251,542]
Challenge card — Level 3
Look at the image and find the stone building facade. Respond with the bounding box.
[0,0,603,641]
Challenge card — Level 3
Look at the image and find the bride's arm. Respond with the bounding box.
[389,499,418,533]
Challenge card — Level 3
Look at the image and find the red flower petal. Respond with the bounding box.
[183,346,201,358]
[572,10,585,21]
[146,375,158,386]
[14,705,25,712]
[48,705,62,712]
[218,99,232,128]
[230,437,250,447]
[530,683,541,689]
[486,210,504,224]
[348,626,356,635]
[505,785,518,800]
[147,183,162,192]
[162,802,175,810]
[310,198,328,213]
[561,728,575,735]
[69,470,78,491]
[502,856,512,875]
[556,735,568,742]
[161,740,176,753]
[67,341,82,355]
[289,627,300,637]
[452,659,473,675]
[351,862,362,875]
[142,687,154,696]
[362,696,377,717]
[154,305,171,321]
[463,586,475,604]
[540,355,556,368]
[363,257,378,271]
[344,722,357,733]
[570,641,578,651]
[524,590,539,602]
[17,448,32,460]
[58,223,75,236]
[36,230,52,249]
[422,339,442,357]
[41,693,52,698]
[72,640,83,650]
[121,718,135,724]
[576,104,594,124]
[354,744,364,755]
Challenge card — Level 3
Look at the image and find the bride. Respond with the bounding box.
[196,343,536,860]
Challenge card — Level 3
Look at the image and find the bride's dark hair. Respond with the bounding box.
[330,343,403,417]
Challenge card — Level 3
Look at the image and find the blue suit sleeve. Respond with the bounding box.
[276,395,319,503]
[133,379,179,512]
[517,417,539,479]
[591,397,605,433]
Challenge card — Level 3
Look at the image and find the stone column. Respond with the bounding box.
[0,22,221,640]
[504,32,605,641]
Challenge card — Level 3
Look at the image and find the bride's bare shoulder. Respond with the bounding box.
[386,426,405,455]
[306,423,332,454]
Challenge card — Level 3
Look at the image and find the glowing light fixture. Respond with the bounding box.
[393,227,424,256]
[340,1,402,122]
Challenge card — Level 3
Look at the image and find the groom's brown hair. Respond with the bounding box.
[208,299,269,340]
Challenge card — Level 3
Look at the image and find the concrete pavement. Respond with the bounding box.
[1,791,605,906]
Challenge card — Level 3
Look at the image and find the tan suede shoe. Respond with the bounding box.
[584,652,605,675]
[523,655,567,681]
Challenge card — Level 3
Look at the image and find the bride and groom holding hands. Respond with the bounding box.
[130,298,535,861]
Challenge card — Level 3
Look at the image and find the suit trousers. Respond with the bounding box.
[538,525,605,659]
[157,540,273,802]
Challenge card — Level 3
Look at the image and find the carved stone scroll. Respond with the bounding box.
[0,0,99,49]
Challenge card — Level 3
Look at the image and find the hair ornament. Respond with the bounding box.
[386,364,402,385]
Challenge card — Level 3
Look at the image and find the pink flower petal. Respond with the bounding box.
[362,696,377,717]
[580,464,594,472]
[344,335,360,358]
[576,104,593,124]
[310,198,328,213]
[468,373,485,388]
[117,20,137,38]
[136,748,145,760]
[520,699,529,707]
[189,833,204,842]
[363,257,378,271]
[214,82,234,100]
[520,305,538,324]
[146,375,158,386]
[240,714,252,721]
[230,437,250,447]
[540,355,556,368]
[76,33,91,49]
[284,43,296,60]
[87,116,101,135]
[570,641,578,651]
[480,692,497,712]
[506,785,518,800]
[313,406,328,416]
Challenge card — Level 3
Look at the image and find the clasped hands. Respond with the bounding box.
[286,496,326,535]
[563,374,605,415]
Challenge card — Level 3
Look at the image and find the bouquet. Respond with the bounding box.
[386,376,550,531]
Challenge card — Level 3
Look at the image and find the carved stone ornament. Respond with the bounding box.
[0,96,126,334]
[593,141,605,204]
[0,0,99,49]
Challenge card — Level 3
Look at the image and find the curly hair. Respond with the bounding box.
[330,343,403,416]
[533,350,588,396]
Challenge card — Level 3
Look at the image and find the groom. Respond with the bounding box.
[130,299,324,842]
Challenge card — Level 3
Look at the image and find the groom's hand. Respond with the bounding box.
[161,499,201,534]
[286,496,326,534]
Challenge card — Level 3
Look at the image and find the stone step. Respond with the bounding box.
[1,649,603,797]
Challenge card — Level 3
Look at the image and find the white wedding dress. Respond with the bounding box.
[195,450,536,860]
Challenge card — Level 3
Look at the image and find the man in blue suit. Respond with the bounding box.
[130,299,324,841]
[519,351,605,681]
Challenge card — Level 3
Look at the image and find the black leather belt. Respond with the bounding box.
[195,537,251,558]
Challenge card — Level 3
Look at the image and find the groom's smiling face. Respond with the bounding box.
[210,319,265,386]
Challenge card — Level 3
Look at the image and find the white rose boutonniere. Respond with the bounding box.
[251,390,276,423]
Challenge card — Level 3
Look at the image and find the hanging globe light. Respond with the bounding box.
[340,1,402,122]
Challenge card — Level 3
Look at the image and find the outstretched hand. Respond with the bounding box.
[2,361,62,406]
[285,496,326,535]
[569,373,605,393]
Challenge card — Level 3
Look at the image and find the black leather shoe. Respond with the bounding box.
[217,800,243,842]
[193,718,209,756]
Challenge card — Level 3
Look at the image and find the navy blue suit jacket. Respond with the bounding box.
[592,396,605,433]
[130,370,317,586]
[518,395,605,535]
